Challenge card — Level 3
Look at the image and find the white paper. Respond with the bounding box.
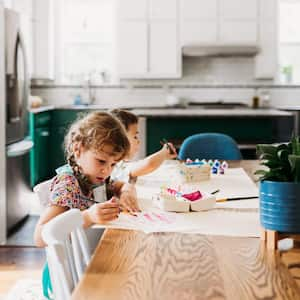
[94,208,260,237]
[94,163,260,237]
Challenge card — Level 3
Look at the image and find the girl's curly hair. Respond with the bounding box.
[64,112,130,194]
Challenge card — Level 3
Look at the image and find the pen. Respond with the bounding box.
[216,196,258,202]
[161,138,176,155]
[211,189,220,195]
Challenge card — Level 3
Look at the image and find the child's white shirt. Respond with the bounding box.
[111,160,132,183]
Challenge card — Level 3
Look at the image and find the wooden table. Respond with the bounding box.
[72,161,300,300]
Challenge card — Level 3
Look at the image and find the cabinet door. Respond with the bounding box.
[150,21,179,76]
[219,22,257,44]
[50,126,67,172]
[180,0,218,45]
[260,0,277,20]
[181,21,218,45]
[32,0,54,79]
[220,0,257,19]
[255,0,278,79]
[117,21,148,77]
[30,127,50,187]
[181,0,217,19]
[219,0,257,44]
[150,0,177,20]
[118,0,147,20]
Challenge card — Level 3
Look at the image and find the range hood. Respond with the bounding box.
[182,44,260,57]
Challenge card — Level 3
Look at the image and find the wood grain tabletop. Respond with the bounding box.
[72,161,300,300]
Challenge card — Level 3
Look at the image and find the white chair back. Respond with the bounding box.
[33,179,52,207]
[42,209,91,300]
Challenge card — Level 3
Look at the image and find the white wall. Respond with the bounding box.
[0,2,7,245]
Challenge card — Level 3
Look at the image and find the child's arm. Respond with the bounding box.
[130,143,177,178]
[34,200,120,248]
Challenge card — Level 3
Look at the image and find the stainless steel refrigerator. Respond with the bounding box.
[4,8,33,232]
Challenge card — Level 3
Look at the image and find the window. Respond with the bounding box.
[56,0,116,84]
[279,0,300,83]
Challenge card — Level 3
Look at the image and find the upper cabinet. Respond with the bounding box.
[180,0,218,45]
[180,0,277,79]
[117,0,181,78]
[255,0,278,79]
[219,0,258,44]
[118,0,147,19]
[32,0,54,80]
[180,0,258,45]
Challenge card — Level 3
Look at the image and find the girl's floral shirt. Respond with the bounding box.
[49,164,97,210]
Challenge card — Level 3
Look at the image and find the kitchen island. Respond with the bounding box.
[29,106,294,187]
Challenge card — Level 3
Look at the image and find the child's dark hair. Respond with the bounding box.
[110,109,138,130]
[64,112,130,193]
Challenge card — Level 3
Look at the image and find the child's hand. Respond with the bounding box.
[87,197,120,224]
[162,142,177,159]
[119,183,140,213]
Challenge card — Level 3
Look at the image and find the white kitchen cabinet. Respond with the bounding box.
[180,0,217,45]
[181,0,218,19]
[219,21,257,44]
[32,0,54,79]
[117,21,148,75]
[149,0,177,20]
[117,0,181,78]
[219,0,257,20]
[180,0,258,45]
[255,0,278,79]
[181,20,218,45]
[150,21,178,75]
[219,0,257,44]
[118,0,147,20]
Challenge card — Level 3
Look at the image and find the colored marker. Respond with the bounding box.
[162,138,176,155]
[211,189,220,195]
[216,196,258,202]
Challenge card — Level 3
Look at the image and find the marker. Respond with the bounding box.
[160,138,177,157]
[216,196,258,202]
[211,189,220,195]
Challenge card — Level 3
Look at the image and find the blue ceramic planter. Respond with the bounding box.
[260,181,300,233]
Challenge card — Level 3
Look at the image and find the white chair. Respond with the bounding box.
[33,179,52,208]
[42,209,91,300]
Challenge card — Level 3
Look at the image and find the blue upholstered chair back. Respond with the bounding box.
[178,133,242,160]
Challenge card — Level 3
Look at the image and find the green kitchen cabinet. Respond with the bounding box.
[50,109,88,171]
[29,111,52,187]
[50,125,68,171]
[30,109,89,187]
[146,116,294,158]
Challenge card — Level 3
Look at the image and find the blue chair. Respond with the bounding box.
[178,133,242,160]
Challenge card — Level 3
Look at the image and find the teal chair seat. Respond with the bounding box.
[178,133,242,160]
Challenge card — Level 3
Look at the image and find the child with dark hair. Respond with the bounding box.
[110,109,177,182]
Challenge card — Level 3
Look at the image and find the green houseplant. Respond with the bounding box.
[256,135,300,233]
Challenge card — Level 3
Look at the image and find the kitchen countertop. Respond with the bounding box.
[130,107,293,117]
[30,105,293,117]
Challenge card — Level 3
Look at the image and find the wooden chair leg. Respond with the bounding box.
[261,228,267,242]
[267,230,278,250]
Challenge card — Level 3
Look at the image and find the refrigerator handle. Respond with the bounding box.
[6,139,33,157]
[8,31,28,124]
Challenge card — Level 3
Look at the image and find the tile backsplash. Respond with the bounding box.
[31,57,300,108]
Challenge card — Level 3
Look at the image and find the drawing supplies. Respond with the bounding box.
[217,196,258,202]
[211,189,220,195]
[162,138,176,155]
